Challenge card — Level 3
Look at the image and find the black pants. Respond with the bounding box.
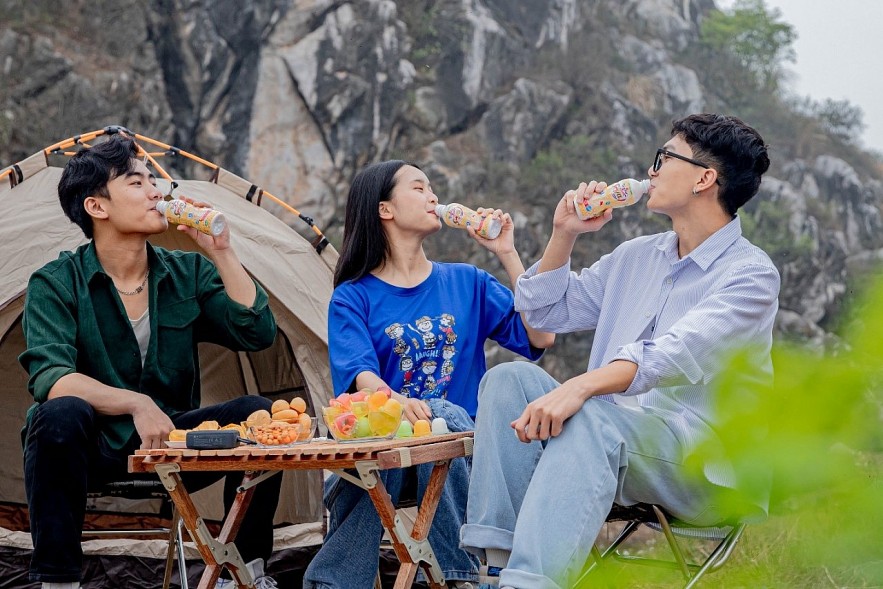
[23,395,282,583]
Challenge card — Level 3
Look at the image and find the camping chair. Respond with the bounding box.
[82,479,187,589]
[575,503,747,589]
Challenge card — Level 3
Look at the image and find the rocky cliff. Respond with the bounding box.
[2,0,881,379]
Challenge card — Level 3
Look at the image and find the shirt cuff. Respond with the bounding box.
[32,366,76,404]
[611,342,658,396]
[226,281,270,325]
[514,259,571,311]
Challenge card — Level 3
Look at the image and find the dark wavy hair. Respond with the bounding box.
[333,160,420,287]
[57,135,139,238]
[672,113,770,217]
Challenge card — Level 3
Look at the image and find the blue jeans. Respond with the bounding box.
[303,398,479,588]
[23,395,282,583]
[460,363,723,589]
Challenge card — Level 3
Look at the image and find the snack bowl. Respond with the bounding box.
[322,402,402,443]
[249,417,316,447]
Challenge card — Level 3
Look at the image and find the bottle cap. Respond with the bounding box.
[155,201,168,213]
[434,204,446,217]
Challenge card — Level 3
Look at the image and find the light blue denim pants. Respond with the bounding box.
[460,362,724,589]
[303,398,479,588]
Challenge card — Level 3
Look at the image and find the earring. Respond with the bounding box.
[691,187,699,195]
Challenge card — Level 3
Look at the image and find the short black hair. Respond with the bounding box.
[671,113,770,216]
[57,135,139,238]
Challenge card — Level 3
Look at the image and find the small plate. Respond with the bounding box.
[164,441,187,449]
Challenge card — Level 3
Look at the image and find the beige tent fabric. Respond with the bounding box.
[0,521,324,557]
[0,154,338,532]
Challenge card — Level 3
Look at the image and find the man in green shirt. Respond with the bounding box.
[19,135,281,588]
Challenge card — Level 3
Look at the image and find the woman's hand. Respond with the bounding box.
[467,208,515,257]
[402,397,433,423]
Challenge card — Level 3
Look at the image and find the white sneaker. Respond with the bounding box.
[215,558,278,588]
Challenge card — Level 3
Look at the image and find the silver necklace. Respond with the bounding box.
[115,269,149,296]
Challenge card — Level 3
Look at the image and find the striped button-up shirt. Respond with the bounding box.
[515,216,780,495]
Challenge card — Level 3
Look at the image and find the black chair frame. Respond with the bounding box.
[83,479,188,589]
[576,503,747,589]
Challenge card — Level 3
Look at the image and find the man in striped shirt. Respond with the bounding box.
[461,114,780,589]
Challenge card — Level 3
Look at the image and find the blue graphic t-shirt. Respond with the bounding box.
[328,262,542,417]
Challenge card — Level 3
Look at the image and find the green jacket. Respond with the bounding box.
[19,241,277,449]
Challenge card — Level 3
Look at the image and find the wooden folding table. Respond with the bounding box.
[129,431,474,589]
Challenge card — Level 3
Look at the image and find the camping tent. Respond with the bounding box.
[0,128,337,550]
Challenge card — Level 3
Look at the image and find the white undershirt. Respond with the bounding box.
[130,309,151,367]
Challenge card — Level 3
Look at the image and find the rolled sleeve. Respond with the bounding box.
[18,272,79,402]
[197,258,277,350]
[27,362,76,404]
[612,342,663,396]
[514,256,607,333]
[226,280,271,325]
[514,260,572,311]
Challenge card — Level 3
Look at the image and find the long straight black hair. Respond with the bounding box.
[333,160,419,287]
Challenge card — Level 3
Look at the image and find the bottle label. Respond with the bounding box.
[438,203,501,239]
[443,204,468,227]
[163,200,224,235]
[573,179,646,220]
[468,214,498,239]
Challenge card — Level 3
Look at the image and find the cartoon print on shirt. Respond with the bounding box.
[400,355,414,395]
[383,313,457,400]
[420,360,439,395]
[413,315,440,350]
[439,313,457,345]
[439,345,455,385]
[384,323,410,356]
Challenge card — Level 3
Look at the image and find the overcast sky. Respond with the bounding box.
[716,0,883,153]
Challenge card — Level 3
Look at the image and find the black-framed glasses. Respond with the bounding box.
[653,148,721,185]
[653,148,712,173]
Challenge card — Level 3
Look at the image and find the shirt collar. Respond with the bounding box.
[655,216,743,271]
[82,240,172,283]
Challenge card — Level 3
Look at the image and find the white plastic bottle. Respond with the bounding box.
[435,203,502,240]
[156,199,227,236]
[573,179,650,220]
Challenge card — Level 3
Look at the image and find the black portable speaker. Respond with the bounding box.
[185,429,240,449]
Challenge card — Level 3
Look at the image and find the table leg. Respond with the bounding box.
[408,459,450,589]
[154,463,257,589]
[353,459,451,589]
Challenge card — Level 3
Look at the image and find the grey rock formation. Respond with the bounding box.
[1,0,881,377]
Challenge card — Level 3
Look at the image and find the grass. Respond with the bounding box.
[577,497,883,588]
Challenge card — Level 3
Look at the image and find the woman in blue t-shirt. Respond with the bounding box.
[303,161,553,589]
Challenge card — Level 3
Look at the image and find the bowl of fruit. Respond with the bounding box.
[322,387,403,442]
